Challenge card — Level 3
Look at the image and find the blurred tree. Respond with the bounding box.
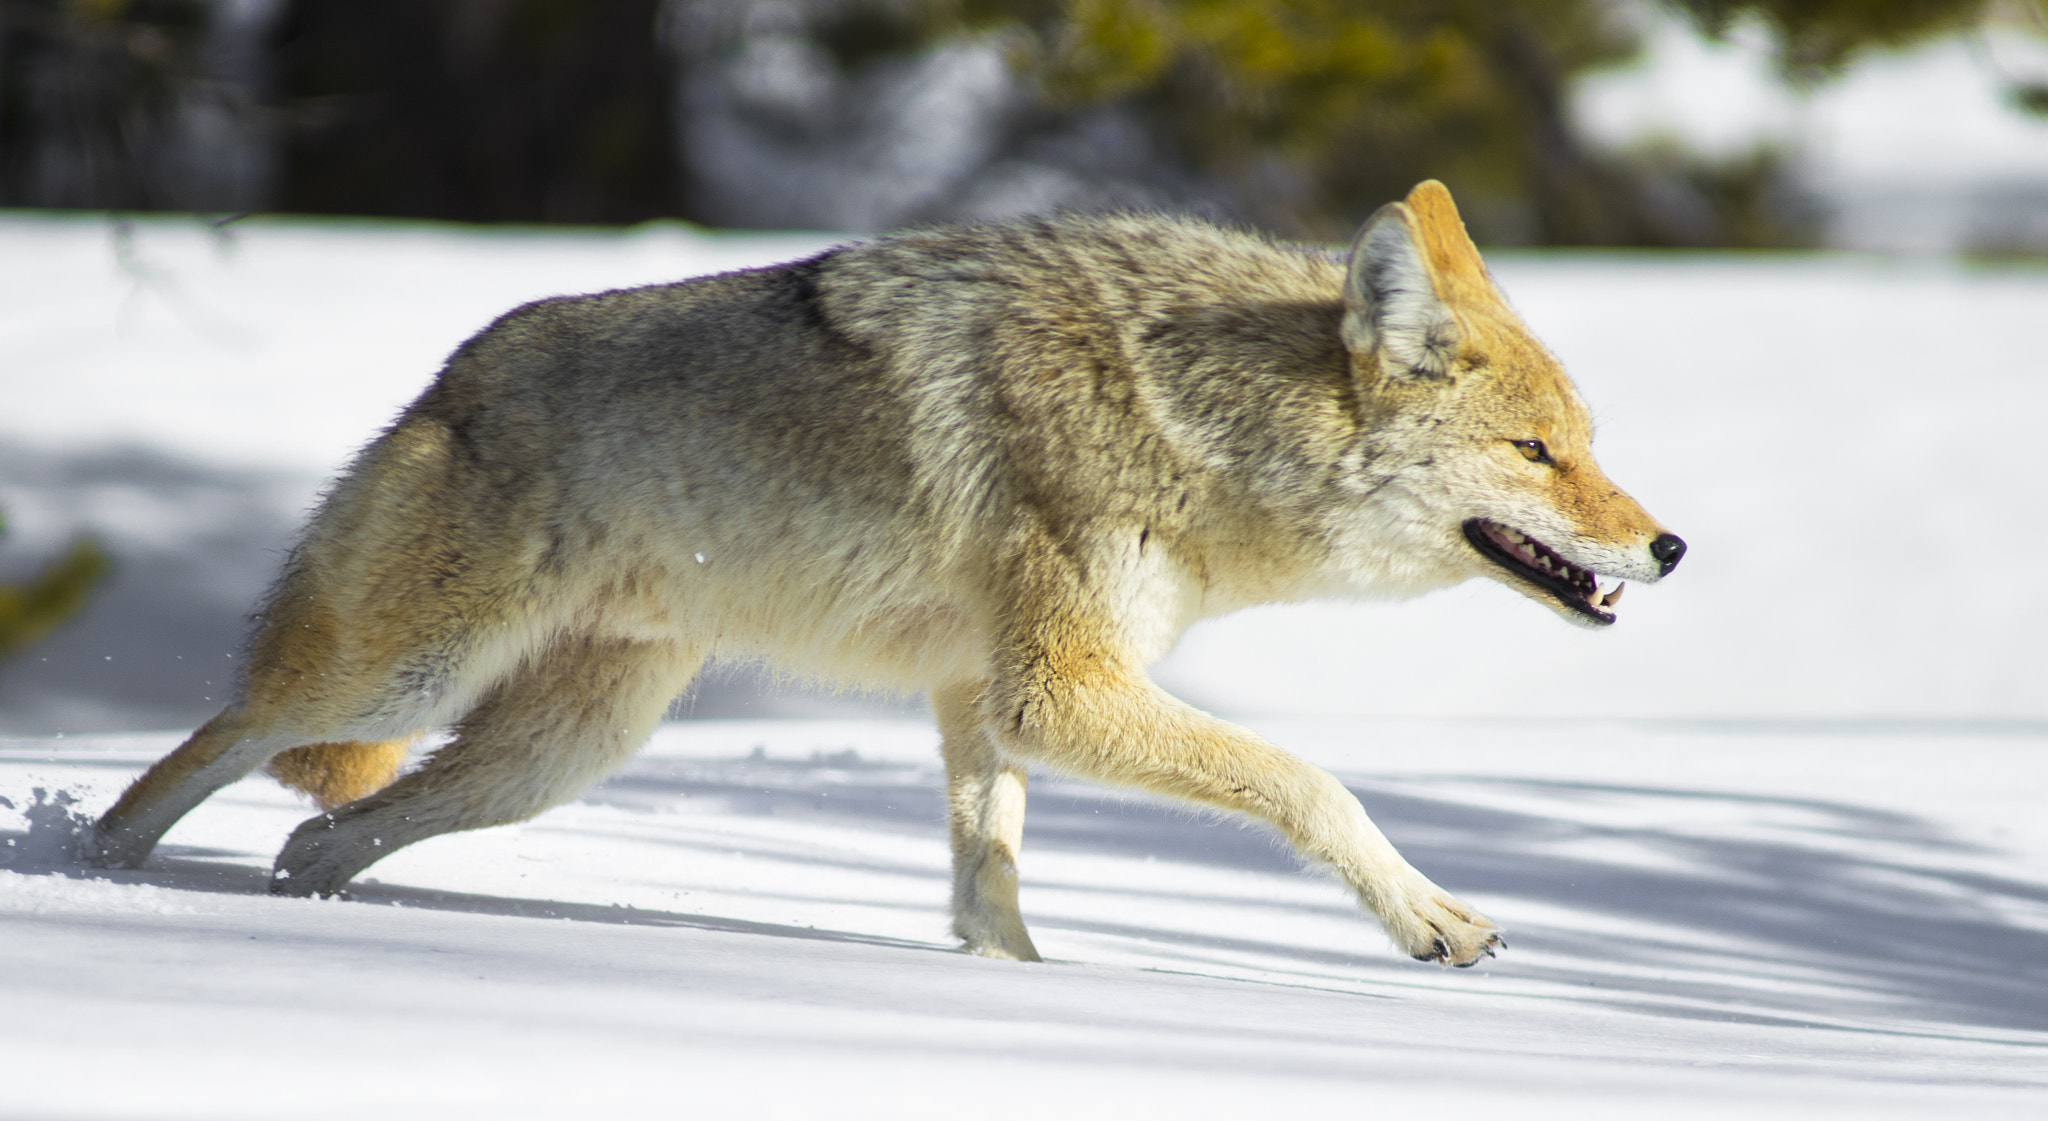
[0,0,221,208]
[0,508,112,665]
[2011,0,2048,114]
[894,0,1876,243]
[270,0,681,223]
[0,0,2028,242]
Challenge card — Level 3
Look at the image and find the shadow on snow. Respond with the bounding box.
[7,746,2045,1039]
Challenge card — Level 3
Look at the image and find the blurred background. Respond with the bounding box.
[1,0,2046,733]
[3,0,2046,248]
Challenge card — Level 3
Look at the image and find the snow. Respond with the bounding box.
[2,214,2046,1115]
[5,722,2046,1117]
[0,216,839,475]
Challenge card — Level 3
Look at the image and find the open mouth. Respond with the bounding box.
[1462,518,1623,625]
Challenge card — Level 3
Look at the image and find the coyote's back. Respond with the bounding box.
[94,183,1683,969]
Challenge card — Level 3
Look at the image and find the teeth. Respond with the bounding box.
[1485,522,1626,612]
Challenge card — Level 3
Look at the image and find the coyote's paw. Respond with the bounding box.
[953,913,1043,963]
[1383,881,1501,967]
[961,935,1043,963]
[270,815,369,898]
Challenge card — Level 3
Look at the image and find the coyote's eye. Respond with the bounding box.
[1512,439,1552,465]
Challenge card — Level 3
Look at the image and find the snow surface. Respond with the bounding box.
[2,215,2045,1115]
[4,721,2046,1117]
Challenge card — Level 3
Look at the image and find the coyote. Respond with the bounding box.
[92,181,1683,967]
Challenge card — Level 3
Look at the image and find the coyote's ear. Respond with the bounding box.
[1342,181,1493,379]
[1341,203,1459,378]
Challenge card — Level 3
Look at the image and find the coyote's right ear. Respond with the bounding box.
[1341,202,1459,379]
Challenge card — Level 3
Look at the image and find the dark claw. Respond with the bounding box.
[1412,934,1451,964]
[1482,943,1497,959]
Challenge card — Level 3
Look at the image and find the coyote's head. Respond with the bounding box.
[1340,181,1685,627]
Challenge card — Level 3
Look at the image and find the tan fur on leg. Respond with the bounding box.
[992,655,1498,965]
[983,529,1501,966]
[90,707,302,868]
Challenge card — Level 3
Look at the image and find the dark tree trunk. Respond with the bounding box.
[270,0,684,224]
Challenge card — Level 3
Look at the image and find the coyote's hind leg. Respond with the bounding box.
[271,635,701,897]
[933,679,1040,961]
[89,707,307,868]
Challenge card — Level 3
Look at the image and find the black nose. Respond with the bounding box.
[1650,533,1686,575]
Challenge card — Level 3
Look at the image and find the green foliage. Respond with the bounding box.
[0,508,112,664]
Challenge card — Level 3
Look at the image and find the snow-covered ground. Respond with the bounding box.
[2,216,2045,1115]
[5,720,2045,1117]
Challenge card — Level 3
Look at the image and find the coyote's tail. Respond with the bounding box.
[267,737,419,811]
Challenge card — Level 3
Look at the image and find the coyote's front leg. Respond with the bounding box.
[993,661,1497,964]
[933,679,1041,961]
[981,549,1501,966]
